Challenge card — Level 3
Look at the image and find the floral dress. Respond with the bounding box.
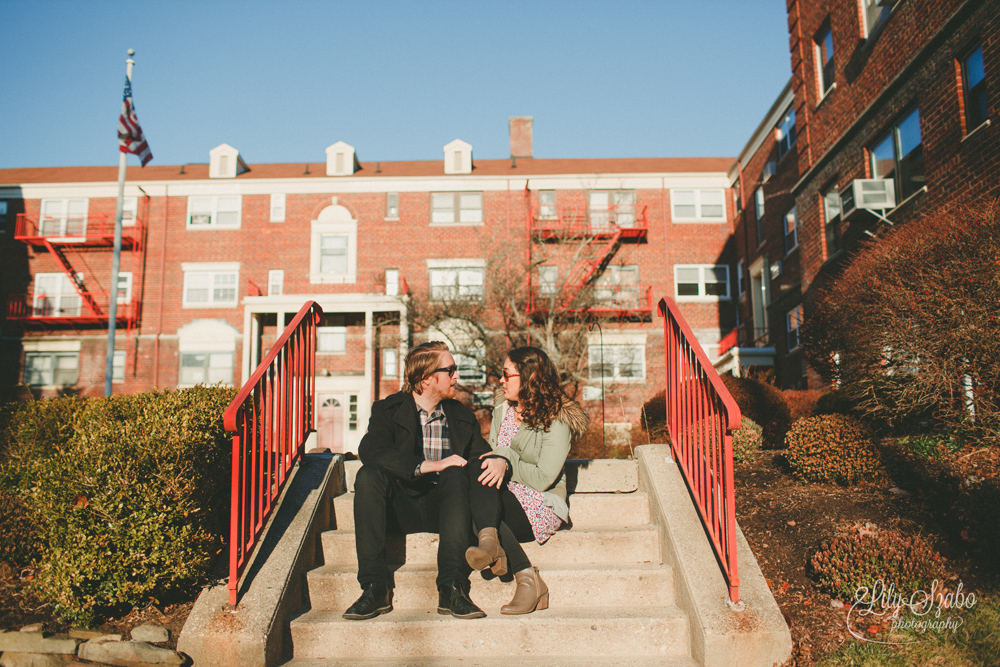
[496,407,563,544]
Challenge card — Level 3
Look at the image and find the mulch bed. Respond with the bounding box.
[736,444,1000,666]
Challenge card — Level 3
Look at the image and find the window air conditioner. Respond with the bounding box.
[761,161,777,183]
[839,179,895,221]
[769,261,782,279]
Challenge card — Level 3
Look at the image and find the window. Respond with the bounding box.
[116,272,133,304]
[455,351,486,383]
[538,266,558,296]
[671,189,726,222]
[318,326,347,353]
[113,350,126,383]
[594,265,639,307]
[787,305,804,352]
[382,348,398,378]
[121,196,138,226]
[431,192,483,225]
[187,195,241,228]
[40,198,87,236]
[182,265,239,307]
[783,207,798,253]
[754,187,765,245]
[962,46,988,131]
[0,201,7,231]
[32,273,81,316]
[429,266,485,301]
[179,352,233,385]
[539,191,557,218]
[589,190,636,227]
[816,24,835,95]
[268,269,284,296]
[270,194,286,222]
[385,268,399,296]
[24,352,78,387]
[777,107,797,159]
[386,193,399,219]
[675,265,730,300]
[862,0,890,37]
[737,260,746,295]
[823,186,843,256]
[320,234,349,274]
[733,181,743,214]
[349,395,359,431]
[589,344,645,381]
[870,107,924,201]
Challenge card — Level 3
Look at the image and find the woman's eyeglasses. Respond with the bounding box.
[502,369,520,380]
[432,365,458,377]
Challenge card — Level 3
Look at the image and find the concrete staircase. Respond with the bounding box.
[282,460,698,667]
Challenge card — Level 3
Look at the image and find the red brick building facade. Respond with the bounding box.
[724,0,998,388]
[0,121,737,452]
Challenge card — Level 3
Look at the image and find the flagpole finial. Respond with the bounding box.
[127,49,135,56]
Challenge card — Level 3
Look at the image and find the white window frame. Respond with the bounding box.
[32,273,81,317]
[737,260,746,295]
[538,266,559,296]
[755,187,766,246]
[116,272,133,304]
[670,189,726,222]
[40,198,88,237]
[385,268,399,296]
[24,351,79,387]
[783,207,798,254]
[861,0,891,38]
[181,262,240,308]
[268,269,284,296]
[787,305,804,352]
[588,342,646,382]
[386,193,399,219]
[310,216,358,284]
[594,265,640,307]
[816,23,835,96]
[674,264,731,302]
[112,349,126,383]
[430,192,483,226]
[179,352,234,386]
[427,258,486,302]
[318,326,347,354]
[186,195,242,229]
[382,347,398,378]
[270,194,286,223]
[776,107,797,160]
[121,196,138,227]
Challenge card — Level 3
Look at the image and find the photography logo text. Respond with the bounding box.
[847,579,976,645]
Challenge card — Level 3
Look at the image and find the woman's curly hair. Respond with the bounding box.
[507,346,563,431]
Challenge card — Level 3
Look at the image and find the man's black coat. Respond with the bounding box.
[358,391,491,487]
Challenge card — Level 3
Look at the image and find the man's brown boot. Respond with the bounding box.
[465,527,507,575]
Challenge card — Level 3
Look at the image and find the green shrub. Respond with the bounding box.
[811,523,946,601]
[785,414,888,485]
[0,395,87,463]
[813,388,856,417]
[720,375,792,448]
[0,487,41,566]
[9,386,236,625]
[732,418,763,464]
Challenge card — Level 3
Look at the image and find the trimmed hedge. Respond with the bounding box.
[720,375,792,448]
[785,414,888,486]
[0,386,236,625]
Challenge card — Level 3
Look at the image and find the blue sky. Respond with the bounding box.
[1,1,792,168]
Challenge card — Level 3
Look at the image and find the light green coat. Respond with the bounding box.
[488,400,588,521]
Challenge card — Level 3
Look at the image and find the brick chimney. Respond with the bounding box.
[509,116,533,158]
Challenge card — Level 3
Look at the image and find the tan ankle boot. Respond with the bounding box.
[465,527,507,575]
[501,566,548,614]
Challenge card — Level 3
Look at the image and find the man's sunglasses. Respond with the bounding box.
[432,365,458,377]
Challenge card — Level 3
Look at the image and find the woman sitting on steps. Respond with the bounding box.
[466,346,588,614]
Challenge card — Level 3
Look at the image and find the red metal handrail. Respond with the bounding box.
[658,297,742,603]
[6,292,140,323]
[15,212,143,244]
[531,204,649,238]
[224,300,323,606]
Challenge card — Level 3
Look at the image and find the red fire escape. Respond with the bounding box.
[528,202,652,319]
[8,212,144,334]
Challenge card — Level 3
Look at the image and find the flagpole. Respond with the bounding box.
[105,49,134,397]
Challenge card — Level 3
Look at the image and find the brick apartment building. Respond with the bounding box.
[0,118,737,452]
[720,0,998,388]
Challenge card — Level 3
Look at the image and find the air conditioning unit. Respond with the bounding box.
[761,161,777,183]
[769,260,783,279]
[840,179,896,221]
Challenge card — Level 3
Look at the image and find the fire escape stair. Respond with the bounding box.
[42,238,103,318]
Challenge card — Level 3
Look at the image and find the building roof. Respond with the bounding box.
[0,156,734,185]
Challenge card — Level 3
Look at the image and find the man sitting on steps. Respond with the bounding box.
[344,341,491,620]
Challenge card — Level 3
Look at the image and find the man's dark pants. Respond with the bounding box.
[354,463,472,588]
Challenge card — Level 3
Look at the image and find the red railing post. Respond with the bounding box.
[658,297,742,603]
[224,301,323,607]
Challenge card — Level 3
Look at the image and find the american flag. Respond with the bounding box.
[118,76,152,166]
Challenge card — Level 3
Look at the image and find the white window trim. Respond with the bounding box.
[185,195,242,230]
[587,340,647,383]
[116,271,133,304]
[787,305,804,352]
[121,196,138,227]
[23,339,82,353]
[40,198,89,238]
[427,260,486,302]
[430,191,484,227]
[24,350,79,388]
[670,188,727,223]
[317,326,348,355]
[784,208,799,253]
[385,193,400,220]
[112,349,126,383]
[270,193,286,222]
[310,218,358,284]
[382,347,399,378]
[181,262,241,309]
[268,269,284,296]
[674,264,731,302]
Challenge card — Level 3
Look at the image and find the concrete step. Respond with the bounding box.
[289,606,690,659]
[306,562,675,611]
[281,657,698,667]
[342,458,639,494]
[331,490,651,532]
[320,525,662,568]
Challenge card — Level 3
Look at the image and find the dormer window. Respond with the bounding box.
[209,144,248,179]
[443,139,472,174]
[326,141,358,176]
